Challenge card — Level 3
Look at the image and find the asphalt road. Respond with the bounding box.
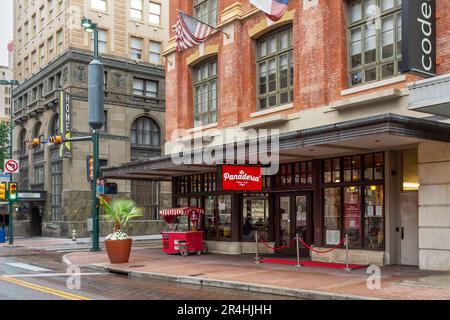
[0,246,299,300]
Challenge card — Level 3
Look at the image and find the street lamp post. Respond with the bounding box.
[0,79,19,245]
[81,17,104,252]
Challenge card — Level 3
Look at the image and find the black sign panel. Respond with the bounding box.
[59,91,72,158]
[401,0,436,77]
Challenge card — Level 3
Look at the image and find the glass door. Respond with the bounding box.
[295,195,310,256]
[279,196,291,246]
[277,193,312,257]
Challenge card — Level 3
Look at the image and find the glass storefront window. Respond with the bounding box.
[364,154,374,180]
[324,158,341,184]
[344,187,362,248]
[218,195,232,240]
[205,196,216,240]
[374,153,384,180]
[242,194,269,242]
[363,153,384,180]
[276,161,313,187]
[324,188,341,245]
[295,195,308,242]
[333,159,341,183]
[178,197,188,207]
[344,156,361,182]
[364,185,384,250]
[190,197,200,207]
[286,164,292,185]
[324,159,332,183]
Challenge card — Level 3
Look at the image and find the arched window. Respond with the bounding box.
[50,114,60,136]
[33,121,44,152]
[19,129,27,156]
[131,116,160,147]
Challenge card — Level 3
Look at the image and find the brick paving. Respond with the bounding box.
[66,247,450,300]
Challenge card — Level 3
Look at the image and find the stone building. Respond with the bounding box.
[0,66,13,125]
[104,0,450,271]
[12,0,170,237]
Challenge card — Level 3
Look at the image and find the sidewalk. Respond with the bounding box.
[64,247,450,300]
[0,235,162,250]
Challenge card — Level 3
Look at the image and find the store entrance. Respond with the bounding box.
[277,193,312,257]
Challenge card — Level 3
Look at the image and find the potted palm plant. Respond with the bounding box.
[99,197,143,264]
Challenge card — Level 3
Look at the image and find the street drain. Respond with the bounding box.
[189,273,204,277]
[129,265,146,268]
[108,269,130,276]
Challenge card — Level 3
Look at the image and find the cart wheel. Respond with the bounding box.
[201,242,208,255]
[179,245,189,257]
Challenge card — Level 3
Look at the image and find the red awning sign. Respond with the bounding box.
[221,165,262,191]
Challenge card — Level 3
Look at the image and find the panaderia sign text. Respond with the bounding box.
[221,165,263,191]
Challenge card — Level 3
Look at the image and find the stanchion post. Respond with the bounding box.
[343,234,351,272]
[255,230,260,264]
[296,233,301,268]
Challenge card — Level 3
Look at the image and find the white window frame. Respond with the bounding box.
[130,37,143,60]
[91,0,106,12]
[130,0,143,20]
[148,2,161,25]
[149,40,161,64]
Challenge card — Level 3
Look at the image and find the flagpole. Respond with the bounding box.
[177,10,230,39]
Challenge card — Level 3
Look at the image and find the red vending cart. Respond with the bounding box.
[160,207,208,256]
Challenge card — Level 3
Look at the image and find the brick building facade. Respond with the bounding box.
[103,0,450,271]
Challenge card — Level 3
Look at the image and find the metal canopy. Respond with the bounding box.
[102,113,450,181]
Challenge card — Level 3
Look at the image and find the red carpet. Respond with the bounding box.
[260,258,368,270]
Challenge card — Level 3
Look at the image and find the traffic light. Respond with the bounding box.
[8,183,17,202]
[89,156,94,181]
[27,138,40,149]
[49,136,64,144]
[0,183,6,201]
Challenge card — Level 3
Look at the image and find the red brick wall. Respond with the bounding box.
[166,0,450,141]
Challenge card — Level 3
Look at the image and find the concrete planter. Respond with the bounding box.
[104,238,132,264]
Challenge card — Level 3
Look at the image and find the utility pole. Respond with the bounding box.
[82,17,104,252]
[0,79,19,245]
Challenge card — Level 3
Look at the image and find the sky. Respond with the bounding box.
[0,0,13,68]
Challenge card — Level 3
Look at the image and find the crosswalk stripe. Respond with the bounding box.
[6,263,52,272]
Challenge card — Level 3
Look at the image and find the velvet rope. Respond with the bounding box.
[258,237,297,251]
[300,238,346,254]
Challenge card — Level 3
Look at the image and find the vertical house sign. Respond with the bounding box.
[59,91,72,158]
[401,0,436,77]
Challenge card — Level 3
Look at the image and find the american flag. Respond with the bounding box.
[176,11,213,52]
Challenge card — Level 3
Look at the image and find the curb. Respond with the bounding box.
[105,266,380,300]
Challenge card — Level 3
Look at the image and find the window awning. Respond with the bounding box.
[102,113,450,181]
